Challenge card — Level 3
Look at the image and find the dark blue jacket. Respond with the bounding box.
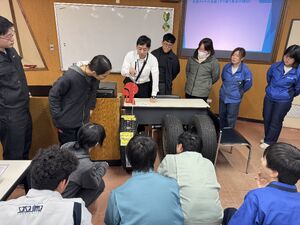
[219,63,252,103]
[265,61,300,102]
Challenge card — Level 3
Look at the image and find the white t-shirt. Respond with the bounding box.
[121,50,159,96]
[0,189,92,225]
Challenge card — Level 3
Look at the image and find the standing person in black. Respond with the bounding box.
[49,55,112,145]
[0,16,32,160]
[152,33,180,95]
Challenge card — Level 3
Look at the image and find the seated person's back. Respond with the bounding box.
[61,123,108,209]
[158,132,223,225]
[0,145,92,225]
[104,134,184,225]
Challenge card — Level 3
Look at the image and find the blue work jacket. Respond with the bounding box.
[219,63,252,103]
[228,181,300,225]
[265,61,300,102]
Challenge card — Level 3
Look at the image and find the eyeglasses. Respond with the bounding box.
[0,29,16,41]
[162,41,174,49]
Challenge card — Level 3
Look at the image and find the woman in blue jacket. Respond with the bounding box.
[261,45,300,149]
[219,47,252,129]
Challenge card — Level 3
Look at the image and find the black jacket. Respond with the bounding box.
[48,66,99,128]
[0,48,29,110]
[151,47,180,95]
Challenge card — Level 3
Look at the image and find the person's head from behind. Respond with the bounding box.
[136,35,151,59]
[194,37,215,60]
[30,145,78,192]
[231,47,246,66]
[283,44,300,68]
[126,134,157,172]
[76,122,106,151]
[176,132,202,153]
[262,142,300,185]
[162,33,176,53]
[0,16,15,49]
[88,55,112,80]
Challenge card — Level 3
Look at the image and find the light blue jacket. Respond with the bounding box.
[104,171,183,225]
[219,63,252,104]
[265,61,300,102]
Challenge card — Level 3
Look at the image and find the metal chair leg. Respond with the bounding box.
[245,146,252,174]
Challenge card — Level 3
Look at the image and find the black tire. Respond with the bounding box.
[162,115,183,155]
[189,114,217,163]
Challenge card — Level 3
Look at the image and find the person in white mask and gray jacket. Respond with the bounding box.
[185,38,220,102]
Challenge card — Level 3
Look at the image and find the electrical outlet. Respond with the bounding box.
[116,0,120,3]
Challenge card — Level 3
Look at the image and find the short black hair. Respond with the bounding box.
[30,145,78,190]
[263,142,300,185]
[136,35,151,48]
[76,122,106,150]
[163,33,176,44]
[193,37,215,59]
[177,132,202,153]
[0,16,14,36]
[126,134,157,172]
[283,44,300,68]
[88,55,112,75]
[231,47,246,59]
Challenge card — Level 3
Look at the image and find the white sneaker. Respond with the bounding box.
[259,143,270,149]
[260,139,264,144]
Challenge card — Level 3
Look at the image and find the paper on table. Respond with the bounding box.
[0,165,9,177]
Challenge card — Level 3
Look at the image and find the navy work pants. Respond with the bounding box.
[219,99,240,129]
[263,97,292,145]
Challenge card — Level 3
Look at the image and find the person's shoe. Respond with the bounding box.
[260,139,264,144]
[259,142,270,149]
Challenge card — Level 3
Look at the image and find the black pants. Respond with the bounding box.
[222,208,237,225]
[57,127,80,145]
[185,93,208,102]
[0,108,32,160]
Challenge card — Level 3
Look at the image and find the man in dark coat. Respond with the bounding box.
[151,33,180,95]
[0,16,32,160]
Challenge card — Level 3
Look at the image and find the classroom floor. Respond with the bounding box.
[9,120,300,225]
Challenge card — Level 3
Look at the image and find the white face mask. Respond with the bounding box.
[198,50,209,60]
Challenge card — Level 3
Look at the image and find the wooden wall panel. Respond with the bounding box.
[16,0,300,120]
[90,98,121,160]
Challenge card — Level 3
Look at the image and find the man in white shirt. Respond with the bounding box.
[0,145,92,225]
[121,35,159,101]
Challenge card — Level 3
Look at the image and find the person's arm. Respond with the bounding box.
[157,155,177,179]
[266,64,274,84]
[81,162,109,189]
[186,57,191,77]
[295,69,300,96]
[243,66,253,93]
[87,81,99,113]
[48,76,71,120]
[172,56,180,80]
[150,57,159,97]
[211,59,220,84]
[121,51,136,78]
[104,191,121,225]
[228,192,260,225]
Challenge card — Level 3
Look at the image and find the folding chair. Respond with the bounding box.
[214,127,252,173]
